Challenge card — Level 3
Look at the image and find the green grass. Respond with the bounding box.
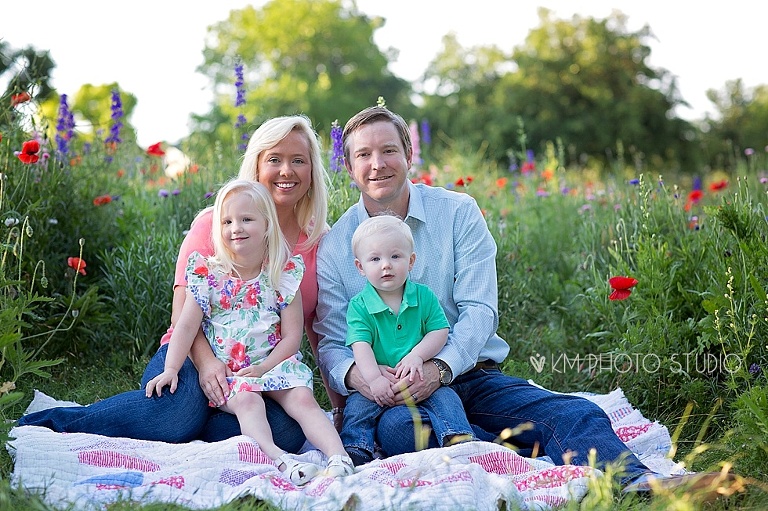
[2,111,768,508]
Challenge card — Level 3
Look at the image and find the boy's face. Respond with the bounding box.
[354,231,415,295]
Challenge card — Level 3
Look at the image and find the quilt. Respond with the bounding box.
[6,385,684,511]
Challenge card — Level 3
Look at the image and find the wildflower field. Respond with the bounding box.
[1,92,768,510]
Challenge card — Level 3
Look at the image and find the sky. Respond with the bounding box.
[2,1,766,147]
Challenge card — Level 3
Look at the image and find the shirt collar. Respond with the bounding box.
[354,181,427,225]
[359,279,419,313]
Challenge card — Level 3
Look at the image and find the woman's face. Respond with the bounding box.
[257,130,313,212]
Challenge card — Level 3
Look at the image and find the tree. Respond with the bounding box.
[703,79,768,169]
[420,9,699,171]
[194,0,413,145]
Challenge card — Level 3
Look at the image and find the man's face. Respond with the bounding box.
[345,121,411,210]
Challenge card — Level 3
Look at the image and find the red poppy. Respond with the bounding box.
[17,140,40,164]
[146,142,165,157]
[496,177,508,188]
[11,92,31,106]
[709,180,728,191]
[93,194,113,206]
[67,257,87,276]
[521,161,535,174]
[609,276,638,301]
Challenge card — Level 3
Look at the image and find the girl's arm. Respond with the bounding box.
[145,289,204,396]
[239,290,304,377]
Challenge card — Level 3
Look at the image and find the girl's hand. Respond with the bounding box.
[145,370,179,397]
[236,364,265,378]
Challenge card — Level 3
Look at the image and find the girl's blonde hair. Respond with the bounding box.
[210,179,290,286]
[238,115,329,249]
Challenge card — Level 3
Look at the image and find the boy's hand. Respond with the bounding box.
[145,370,179,397]
[395,354,424,381]
[370,376,396,407]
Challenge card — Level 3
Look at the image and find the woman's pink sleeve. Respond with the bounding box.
[174,210,215,288]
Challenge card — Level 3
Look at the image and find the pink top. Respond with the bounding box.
[161,209,320,349]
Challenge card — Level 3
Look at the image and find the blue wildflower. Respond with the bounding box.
[629,178,640,185]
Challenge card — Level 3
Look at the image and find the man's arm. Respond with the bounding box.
[426,195,501,380]
[315,223,363,395]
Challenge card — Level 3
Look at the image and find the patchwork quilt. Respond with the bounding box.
[7,385,684,510]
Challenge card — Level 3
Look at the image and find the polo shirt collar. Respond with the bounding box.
[359,279,419,314]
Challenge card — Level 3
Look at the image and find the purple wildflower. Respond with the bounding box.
[692,175,702,191]
[234,59,249,151]
[526,149,535,162]
[420,119,431,145]
[749,363,761,376]
[158,189,169,198]
[329,120,343,172]
[629,178,640,185]
[204,191,214,199]
[105,89,123,145]
[55,94,76,155]
[172,189,181,196]
[745,148,755,156]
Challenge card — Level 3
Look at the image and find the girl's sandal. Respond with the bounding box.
[275,454,321,486]
[323,454,355,477]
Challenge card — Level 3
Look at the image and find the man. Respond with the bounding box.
[315,105,733,495]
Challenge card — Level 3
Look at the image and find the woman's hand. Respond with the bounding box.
[197,356,231,407]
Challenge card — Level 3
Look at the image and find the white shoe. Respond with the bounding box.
[323,454,355,477]
[275,454,322,485]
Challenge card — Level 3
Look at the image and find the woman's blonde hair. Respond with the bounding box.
[238,115,329,249]
[210,179,289,286]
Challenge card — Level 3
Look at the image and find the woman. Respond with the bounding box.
[18,115,340,449]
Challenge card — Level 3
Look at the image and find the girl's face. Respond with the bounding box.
[220,192,268,264]
[257,130,313,212]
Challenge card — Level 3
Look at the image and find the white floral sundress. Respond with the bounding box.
[185,251,312,406]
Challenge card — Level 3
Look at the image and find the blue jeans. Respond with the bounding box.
[17,344,306,452]
[375,367,649,482]
[342,387,474,459]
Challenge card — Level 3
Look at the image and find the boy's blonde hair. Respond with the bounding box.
[351,215,414,259]
[210,179,290,286]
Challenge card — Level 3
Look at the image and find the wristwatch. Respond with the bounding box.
[432,359,452,385]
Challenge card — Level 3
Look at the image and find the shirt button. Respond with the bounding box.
[397,324,402,330]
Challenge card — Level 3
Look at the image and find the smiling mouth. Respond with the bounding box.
[369,176,391,182]
[274,182,297,189]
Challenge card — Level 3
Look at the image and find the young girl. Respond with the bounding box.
[145,179,353,485]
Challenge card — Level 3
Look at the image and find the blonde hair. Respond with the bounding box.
[210,179,290,286]
[238,115,329,249]
[351,215,414,259]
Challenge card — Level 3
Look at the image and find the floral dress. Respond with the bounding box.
[185,251,313,406]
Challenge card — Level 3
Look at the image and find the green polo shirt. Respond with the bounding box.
[346,279,450,367]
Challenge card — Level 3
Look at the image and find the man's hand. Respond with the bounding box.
[392,359,441,405]
[197,356,231,407]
